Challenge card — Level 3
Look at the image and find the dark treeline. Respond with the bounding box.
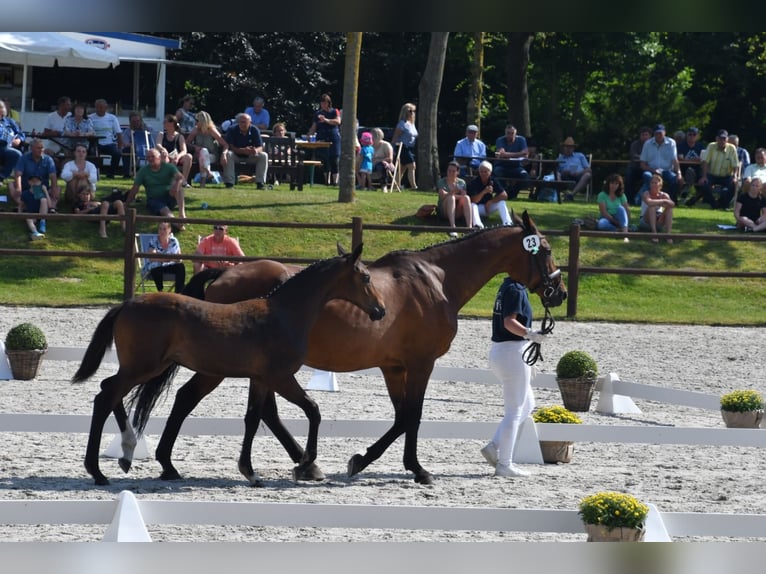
[161,32,766,172]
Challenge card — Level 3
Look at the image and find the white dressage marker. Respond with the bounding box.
[306,369,339,392]
[102,490,152,542]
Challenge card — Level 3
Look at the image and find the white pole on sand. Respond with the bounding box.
[306,369,339,392]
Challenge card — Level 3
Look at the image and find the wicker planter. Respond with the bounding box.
[556,376,596,412]
[584,523,645,542]
[6,349,46,380]
[540,440,574,463]
[721,409,764,429]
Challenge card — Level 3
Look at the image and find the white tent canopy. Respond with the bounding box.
[0,32,120,116]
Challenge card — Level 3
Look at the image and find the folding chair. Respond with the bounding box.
[135,233,177,293]
[129,130,153,178]
[388,143,403,193]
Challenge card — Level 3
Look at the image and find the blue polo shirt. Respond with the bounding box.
[225,125,263,152]
[14,152,56,190]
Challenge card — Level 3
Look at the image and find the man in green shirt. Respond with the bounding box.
[125,148,187,227]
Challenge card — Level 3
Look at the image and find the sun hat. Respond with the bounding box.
[466,124,479,132]
[360,131,373,145]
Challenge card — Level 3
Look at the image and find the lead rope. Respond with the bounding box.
[522,305,555,366]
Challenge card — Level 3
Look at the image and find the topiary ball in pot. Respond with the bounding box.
[4,323,48,381]
[555,350,598,412]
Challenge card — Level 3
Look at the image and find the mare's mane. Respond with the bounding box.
[265,254,345,298]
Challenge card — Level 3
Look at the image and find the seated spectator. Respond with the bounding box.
[556,136,592,201]
[356,131,374,190]
[728,134,749,196]
[639,173,675,243]
[694,129,739,209]
[8,138,61,213]
[89,99,124,178]
[186,111,234,188]
[638,124,683,204]
[62,102,96,153]
[370,127,394,192]
[676,126,704,198]
[625,126,652,204]
[125,148,187,228]
[742,147,766,193]
[41,96,72,163]
[436,160,473,238]
[159,114,193,187]
[175,95,197,135]
[453,124,486,177]
[225,112,268,189]
[0,100,25,183]
[194,224,245,273]
[244,96,270,131]
[72,184,125,239]
[596,173,631,242]
[467,160,512,228]
[271,121,290,140]
[19,175,49,240]
[121,110,157,178]
[146,221,186,292]
[733,176,766,232]
[60,144,99,204]
[493,124,529,199]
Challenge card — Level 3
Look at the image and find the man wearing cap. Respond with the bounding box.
[639,123,683,203]
[454,124,487,177]
[694,129,739,209]
[556,136,592,200]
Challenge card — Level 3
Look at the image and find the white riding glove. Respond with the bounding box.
[525,328,547,344]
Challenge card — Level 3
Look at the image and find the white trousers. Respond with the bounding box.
[488,340,535,467]
[472,199,512,227]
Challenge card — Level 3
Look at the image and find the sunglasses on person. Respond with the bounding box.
[213,225,225,231]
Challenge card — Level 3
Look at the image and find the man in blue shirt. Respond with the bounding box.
[225,112,268,189]
[493,124,529,199]
[557,136,592,201]
[453,124,487,177]
[244,96,271,131]
[0,100,25,181]
[9,138,60,212]
[639,123,683,203]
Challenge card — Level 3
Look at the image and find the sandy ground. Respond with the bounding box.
[1,305,765,542]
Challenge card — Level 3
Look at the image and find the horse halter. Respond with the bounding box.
[523,234,561,366]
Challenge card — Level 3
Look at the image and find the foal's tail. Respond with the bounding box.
[181,268,225,300]
[72,304,123,383]
[127,363,181,436]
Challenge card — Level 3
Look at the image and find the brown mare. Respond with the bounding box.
[72,243,385,486]
[164,210,567,485]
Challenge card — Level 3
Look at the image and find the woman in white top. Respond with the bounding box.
[390,103,418,189]
[60,143,98,204]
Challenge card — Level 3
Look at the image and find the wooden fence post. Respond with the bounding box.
[351,216,363,251]
[566,222,581,318]
[122,208,138,300]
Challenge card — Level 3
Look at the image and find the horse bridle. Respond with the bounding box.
[523,234,561,366]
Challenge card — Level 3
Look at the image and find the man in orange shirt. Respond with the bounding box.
[193,224,245,273]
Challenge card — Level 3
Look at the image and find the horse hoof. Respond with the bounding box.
[293,462,325,482]
[94,476,110,486]
[246,475,265,488]
[415,471,435,485]
[347,454,364,477]
[160,469,182,481]
[118,457,132,474]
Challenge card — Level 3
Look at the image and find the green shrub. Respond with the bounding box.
[4,323,47,351]
[556,350,598,379]
[720,390,763,412]
[532,405,583,424]
[578,491,649,529]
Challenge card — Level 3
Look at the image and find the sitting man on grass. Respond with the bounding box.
[125,148,187,230]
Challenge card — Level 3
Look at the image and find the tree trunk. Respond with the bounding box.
[467,32,484,130]
[417,32,450,190]
[338,32,362,203]
[506,32,534,138]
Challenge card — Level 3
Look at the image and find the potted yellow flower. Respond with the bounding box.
[532,405,582,463]
[4,323,48,380]
[720,390,764,428]
[555,350,598,412]
[578,491,649,542]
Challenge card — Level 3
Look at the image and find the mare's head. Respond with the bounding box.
[513,210,567,308]
[336,242,386,321]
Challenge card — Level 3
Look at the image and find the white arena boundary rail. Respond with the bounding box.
[2,346,766,544]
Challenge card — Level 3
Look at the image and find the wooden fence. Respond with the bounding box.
[1,210,764,317]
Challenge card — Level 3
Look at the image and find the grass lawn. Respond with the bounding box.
[1,178,764,326]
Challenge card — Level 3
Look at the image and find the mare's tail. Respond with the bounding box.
[127,363,181,436]
[181,268,225,300]
[72,305,123,383]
